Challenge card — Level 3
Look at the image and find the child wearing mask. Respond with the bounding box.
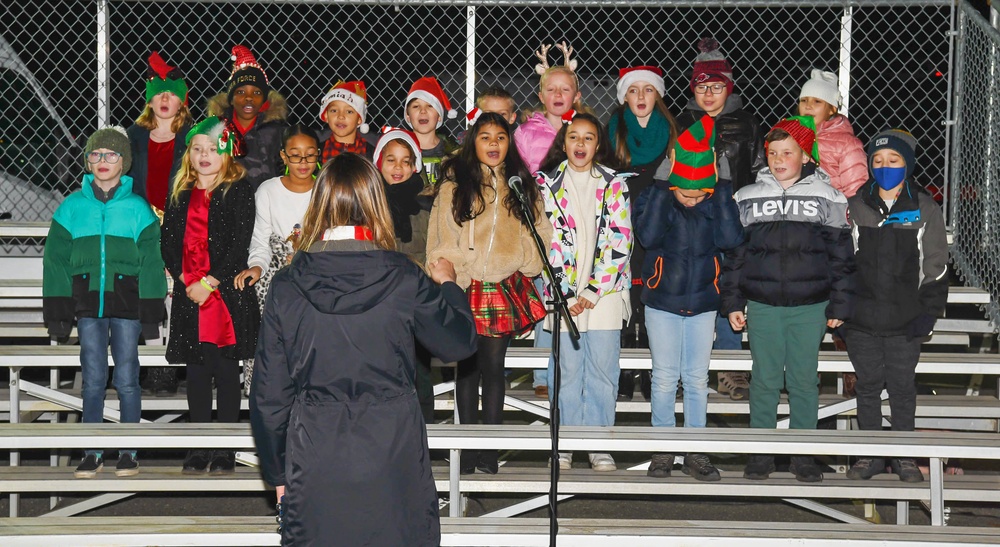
[844,129,947,483]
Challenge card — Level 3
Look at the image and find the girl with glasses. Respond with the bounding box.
[236,124,320,394]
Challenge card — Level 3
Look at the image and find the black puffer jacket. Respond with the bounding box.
[676,94,766,193]
[846,178,949,335]
[721,166,855,320]
[207,91,289,191]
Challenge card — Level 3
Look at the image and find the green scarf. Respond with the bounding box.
[608,107,672,167]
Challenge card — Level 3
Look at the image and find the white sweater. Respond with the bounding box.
[247,177,313,274]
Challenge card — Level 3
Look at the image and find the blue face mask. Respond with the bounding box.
[873,166,906,191]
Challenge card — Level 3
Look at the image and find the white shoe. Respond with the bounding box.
[589,453,617,472]
[558,452,572,470]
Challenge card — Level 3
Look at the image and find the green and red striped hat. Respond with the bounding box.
[668,114,717,191]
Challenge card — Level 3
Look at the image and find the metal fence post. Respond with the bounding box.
[942,1,958,229]
[466,5,476,115]
[96,0,110,128]
[838,6,853,116]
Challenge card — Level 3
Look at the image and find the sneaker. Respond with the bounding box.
[891,458,924,483]
[115,451,139,477]
[589,453,617,472]
[743,454,775,480]
[846,457,885,480]
[682,453,721,482]
[789,456,824,483]
[717,372,750,400]
[182,449,212,475]
[74,453,103,479]
[476,450,499,475]
[647,453,673,478]
[208,450,236,475]
[558,452,573,470]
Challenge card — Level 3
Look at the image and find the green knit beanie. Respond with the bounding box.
[84,126,131,173]
[668,114,717,190]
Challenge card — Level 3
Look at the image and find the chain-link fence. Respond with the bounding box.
[1,0,956,222]
[949,1,1000,338]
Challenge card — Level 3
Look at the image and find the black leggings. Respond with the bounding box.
[187,343,241,423]
[456,335,510,426]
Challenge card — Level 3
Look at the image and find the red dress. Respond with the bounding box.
[146,138,175,211]
[182,188,236,347]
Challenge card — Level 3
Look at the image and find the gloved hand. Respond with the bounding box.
[48,321,72,344]
[142,322,161,342]
[906,313,937,341]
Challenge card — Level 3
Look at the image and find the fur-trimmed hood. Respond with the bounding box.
[206,90,288,124]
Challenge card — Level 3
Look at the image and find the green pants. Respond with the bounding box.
[746,300,828,430]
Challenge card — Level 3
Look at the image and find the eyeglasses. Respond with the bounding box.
[86,151,121,164]
[694,83,727,95]
[284,153,319,164]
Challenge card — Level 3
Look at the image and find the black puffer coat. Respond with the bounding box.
[250,240,477,547]
[676,94,766,193]
[161,180,259,363]
[846,178,949,335]
[720,166,855,320]
[207,91,289,191]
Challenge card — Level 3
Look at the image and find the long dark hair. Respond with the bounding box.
[442,112,537,225]
[538,112,613,175]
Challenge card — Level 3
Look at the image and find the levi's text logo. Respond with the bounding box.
[752,199,820,218]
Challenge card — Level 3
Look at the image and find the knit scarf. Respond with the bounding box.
[383,173,423,242]
[608,108,672,167]
[322,135,368,163]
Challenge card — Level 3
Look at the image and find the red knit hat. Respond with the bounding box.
[768,116,821,165]
[690,38,734,94]
[403,77,457,129]
[226,45,270,102]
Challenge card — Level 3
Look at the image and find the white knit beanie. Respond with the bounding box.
[799,69,841,108]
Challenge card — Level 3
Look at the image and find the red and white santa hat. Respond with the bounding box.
[373,126,423,173]
[403,77,457,129]
[319,80,369,133]
[466,107,482,127]
[616,66,666,105]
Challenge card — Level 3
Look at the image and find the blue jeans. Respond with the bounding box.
[646,308,715,428]
[713,311,742,349]
[78,317,142,455]
[532,276,550,388]
[548,329,620,426]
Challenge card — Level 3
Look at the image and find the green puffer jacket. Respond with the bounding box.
[43,174,167,338]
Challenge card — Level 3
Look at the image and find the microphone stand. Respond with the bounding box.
[508,176,579,547]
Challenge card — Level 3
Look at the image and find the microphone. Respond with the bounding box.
[507,175,534,224]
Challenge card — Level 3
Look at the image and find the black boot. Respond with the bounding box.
[208,450,236,475]
[477,450,499,475]
[460,450,478,475]
[617,370,635,402]
[182,450,211,475]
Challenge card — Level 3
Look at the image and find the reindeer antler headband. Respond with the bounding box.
[534,41,580,76]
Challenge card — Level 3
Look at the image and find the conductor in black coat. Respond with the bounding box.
[250,153,478,546]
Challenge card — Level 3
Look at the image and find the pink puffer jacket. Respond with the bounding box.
[514,112,559,174]
[816,114,868,197]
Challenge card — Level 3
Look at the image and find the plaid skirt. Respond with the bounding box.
[467,271,546,337]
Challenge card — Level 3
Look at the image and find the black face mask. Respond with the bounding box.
[383,174,423,242]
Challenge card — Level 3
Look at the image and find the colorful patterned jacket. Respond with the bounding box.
[535,161,633,304]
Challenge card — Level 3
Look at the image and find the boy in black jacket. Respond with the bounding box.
[721,116,854,483]
[843,129,947,483]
